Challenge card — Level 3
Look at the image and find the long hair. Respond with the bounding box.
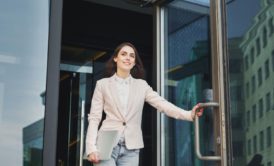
[105,42,145,79]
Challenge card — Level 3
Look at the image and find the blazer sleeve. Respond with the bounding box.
[144,81,193,121]
[85,81,104,156]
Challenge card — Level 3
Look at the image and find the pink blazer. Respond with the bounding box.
[85,74,193,155]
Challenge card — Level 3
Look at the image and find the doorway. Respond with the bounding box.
[55,1,155,166]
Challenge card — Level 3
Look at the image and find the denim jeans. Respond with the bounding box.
[94,138,140,166]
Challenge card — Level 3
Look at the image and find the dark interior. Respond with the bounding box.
[56,0,157,166]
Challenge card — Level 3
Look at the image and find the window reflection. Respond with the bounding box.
[227,0,274,165]
[0,0,49,165]
[163,0,211,165]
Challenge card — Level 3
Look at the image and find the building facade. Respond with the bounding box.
[241,0,274,164]
[0,0,274,165]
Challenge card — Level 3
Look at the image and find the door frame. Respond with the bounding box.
[43,0,63,165]
[209,0,230,165]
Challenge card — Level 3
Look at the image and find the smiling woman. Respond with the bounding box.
[105,42,145,79]
[0,0,49,165]
[114,45,136,76]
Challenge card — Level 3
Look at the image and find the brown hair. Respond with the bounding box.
[105,42,145,79]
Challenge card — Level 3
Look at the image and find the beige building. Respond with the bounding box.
[240,0,274,164]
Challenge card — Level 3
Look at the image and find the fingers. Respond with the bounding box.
[92,153,100,163]
[194,104,200,111]
[193,103,204,117]
[88,152,100,163]
[196,108,204,117]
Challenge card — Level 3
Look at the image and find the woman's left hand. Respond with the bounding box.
[191,103,204,120]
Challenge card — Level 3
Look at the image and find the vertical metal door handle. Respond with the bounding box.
[194,102,221,160]
[79,100,85,166]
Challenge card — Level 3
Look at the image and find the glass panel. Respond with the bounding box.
[162,0,212,165]
[226,0,274,165]
[57,44,107,166]
[0,0,49,165]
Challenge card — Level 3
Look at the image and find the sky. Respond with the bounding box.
[226,0,261,37]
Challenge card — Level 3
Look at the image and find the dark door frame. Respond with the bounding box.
[43,0,63,165]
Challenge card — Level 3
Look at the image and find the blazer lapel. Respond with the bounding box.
[108,76,126,120]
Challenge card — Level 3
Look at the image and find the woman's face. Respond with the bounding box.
[114,45,136,73]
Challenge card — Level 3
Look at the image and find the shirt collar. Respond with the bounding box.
[114,73,132,84]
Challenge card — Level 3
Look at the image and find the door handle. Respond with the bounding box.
[79,100,85,166]
[194,102,221,161]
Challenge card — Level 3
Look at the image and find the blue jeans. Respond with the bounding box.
[94,138,140,166]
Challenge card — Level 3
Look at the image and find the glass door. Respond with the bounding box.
[56,44,107,166]
[157,0,228,165]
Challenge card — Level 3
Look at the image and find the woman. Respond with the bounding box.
[86,42,203,166]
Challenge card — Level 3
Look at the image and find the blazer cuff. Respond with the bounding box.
[181,110,194,122]
[86,145,98,157]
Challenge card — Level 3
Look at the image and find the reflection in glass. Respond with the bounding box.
[226,0,274,165]
[163,0,211,165]
[56,44,107,166]
[0,0,49,165]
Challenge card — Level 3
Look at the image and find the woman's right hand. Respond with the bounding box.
[191,103,204,120]
[87,152,100,163]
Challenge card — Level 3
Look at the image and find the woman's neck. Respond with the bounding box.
[116,70,130,79]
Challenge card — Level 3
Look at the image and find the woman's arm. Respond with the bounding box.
[85,81,104,157]
[144,81,202,121]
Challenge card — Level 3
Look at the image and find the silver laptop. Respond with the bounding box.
[96,130,119,160]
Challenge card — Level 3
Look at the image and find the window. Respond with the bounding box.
[245,55,249,70]
[251,47,255,64]
[258,68,263,86]
[233,141,243,156]
[162,3,211,165]
[263,26,267,47]
[253,135,257,154]
[247,111,250,127]
[266,92,271,112]
[252,104,257,122]
[252,75,256,93]
[229,59,242,73]
[226,0,274,164]
[260,131,264,151]
[256,38,261,56]
[231,85,243,101]
[248,139,252,155]
[269,17,274,36]
[267,126,272,147]
[259,98,264,118]
[265,59,270,79]
[246,82,250,98]
[0,1,49,165]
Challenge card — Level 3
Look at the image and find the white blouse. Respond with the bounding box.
[113,73,132,116]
